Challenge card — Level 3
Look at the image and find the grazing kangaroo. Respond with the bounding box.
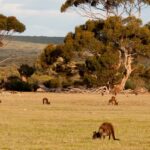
[92,131,101,139]
[108,96,118,105]
[99,122,120,140]
[42,97,50,105]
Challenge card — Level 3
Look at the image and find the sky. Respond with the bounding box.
[0,0,150,37]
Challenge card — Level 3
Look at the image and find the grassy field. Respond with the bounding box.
[0,93,149,150]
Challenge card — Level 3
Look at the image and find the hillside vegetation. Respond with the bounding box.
[0,36,64,67]
[0,33,150,92]
[0,36,64,82]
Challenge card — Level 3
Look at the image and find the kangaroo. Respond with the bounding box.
[92,131,101,139]
[42,97,50,105]
[98,122,120,140]
[108,96,118,105]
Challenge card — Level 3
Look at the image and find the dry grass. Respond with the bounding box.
[0,93,149,150]
[0,40,46,66]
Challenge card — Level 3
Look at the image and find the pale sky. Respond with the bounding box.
[0,0,149,37]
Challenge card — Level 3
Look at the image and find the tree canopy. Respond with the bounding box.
[39,17,150,89]
[17,64,35,83]
[61,0,150,19]
[60,0,150,93]
[0,14,25,47]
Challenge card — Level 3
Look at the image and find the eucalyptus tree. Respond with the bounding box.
[61,0,150,19]
[0,14,25,65]
[61,0,150,93]
[0,14,25,47]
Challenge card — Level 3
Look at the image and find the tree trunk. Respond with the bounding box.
[112,47,133,95]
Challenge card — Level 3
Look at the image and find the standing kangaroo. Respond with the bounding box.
[93,122,120,140]
[42,97,50,105]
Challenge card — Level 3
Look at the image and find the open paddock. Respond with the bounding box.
[0,92,149,150]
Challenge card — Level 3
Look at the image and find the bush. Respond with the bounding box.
[125,79,136,90]
[4,75,38,91]
[83,74,97,88]
[62,80,72,88]
[73,80,84,87]
[30,82,39,91]
[5,79,31,91]
[76,63,86,77]
[44,79,60,88]
[18,64,35,78]
[145,84,150,92]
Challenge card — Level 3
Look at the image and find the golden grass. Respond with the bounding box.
[0,93,149,150]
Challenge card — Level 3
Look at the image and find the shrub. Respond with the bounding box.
[62,80,72,88]
[5,78,31,91]
[44,79,60,88]
[83,74,97,88]
[4,75,38,91]
[73,80,84,87]
[125,79,136,90]
[18,64,35,78]
[76,63,86,77]
[28,79,39,92]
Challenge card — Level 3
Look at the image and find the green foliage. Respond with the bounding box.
[85,57,101,72]
[39,15,150,89]
[61,0,150,20]
[0,14,7,30]
[7,16,25,32]
[62,80,73,88]
[44,79,60,88]
[40,44,73,68]
[83,74,97,88]
[77,63,86,77]
[4,75,39,92]
[29,82,39,92]
[0,14,25,46]
[61,0,121,12]
[18,64,35,78]
[73,80,84,87]
[0,14,25,32]
[125,79,136,90]
[40,44,59,66]
[4,76,31,91]
[142,68,150,79]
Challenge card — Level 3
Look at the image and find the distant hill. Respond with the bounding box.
[0,41,46,67]
[8,36,64,44]
[0,36,64,67]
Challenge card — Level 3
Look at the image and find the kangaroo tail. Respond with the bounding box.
[112,128,120,141]
[114,138,120,141]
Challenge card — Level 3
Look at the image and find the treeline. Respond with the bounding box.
[7,36,64,44]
